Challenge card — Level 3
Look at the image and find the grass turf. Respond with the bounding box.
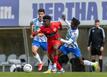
[0,72,107,77]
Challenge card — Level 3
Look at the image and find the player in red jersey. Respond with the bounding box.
[34,15,64,73]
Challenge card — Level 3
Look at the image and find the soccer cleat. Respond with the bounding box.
[93,62,100,72]
[38,63,43,71]
[57,70,65,74]
[58,68,65,73]
[43,70,51,74]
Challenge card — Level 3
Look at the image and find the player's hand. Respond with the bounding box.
[30,35,33,38]
[87,46,91,52]
[37,33,44,37]
[100,46,104,51]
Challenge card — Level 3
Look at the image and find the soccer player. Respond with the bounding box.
[58,17,99,71]
[30,8,47,71]
[34,15,64,73]
[87,20,105,72]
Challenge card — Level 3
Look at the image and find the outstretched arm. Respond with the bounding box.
[59,15,70,29]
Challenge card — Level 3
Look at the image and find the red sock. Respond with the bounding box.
[57,62,62,70]
[53,56,62,70]
[53,56,58,63]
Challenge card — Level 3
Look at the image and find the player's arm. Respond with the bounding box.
[30,21,40,37]
[30,21,43,37]
[59,38,73,44]
[87,28,92,51]
[88,28,92,46]
[100,28,105,51]
[101,28,105,47]
[65,20,70,28]
[30,21,35,38]
[57,21,62,30]
[62,20,70,29]
[59,15,70,29]
[33,27,43,36]
[54,22,62,30]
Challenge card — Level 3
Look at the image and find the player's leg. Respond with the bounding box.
[44,40,64,73]
[60,46,84,71]
[52,40,64,73]
[38,42,50,71]
[98,50,103,72]
[58,45,69,72]
[83,59,100,71]
[72,47,100,71]
[70,47,83,64]
[32,40,43,71]
[98,56,103,72]
[43,43,54,73]
[58,54,69,66]
[40,42,48,64]
[83,59,97,66]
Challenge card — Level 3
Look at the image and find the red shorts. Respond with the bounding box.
[48,40,61,55]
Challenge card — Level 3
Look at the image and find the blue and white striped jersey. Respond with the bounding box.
[32,18,47,42]
[64,25,79,48]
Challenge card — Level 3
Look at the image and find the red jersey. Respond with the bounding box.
[40,22,62,41]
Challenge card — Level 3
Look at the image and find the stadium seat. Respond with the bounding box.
[18,54,27,63]
[7,54,17,61]
[0,54,6,64]
[7,54,17,64]
[0,54,8,72]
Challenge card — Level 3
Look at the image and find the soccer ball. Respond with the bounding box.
[23,64,32,72]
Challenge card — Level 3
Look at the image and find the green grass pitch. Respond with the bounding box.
[0,72,107,77]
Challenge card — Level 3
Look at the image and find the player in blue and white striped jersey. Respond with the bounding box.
[30,8,47,71]
[59,17,100,71]
[59,17,80,58]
